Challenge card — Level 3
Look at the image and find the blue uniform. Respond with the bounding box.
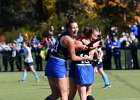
[75,63,94,85]
[45,31,69,78]
[69,47,94,85]
[45,56,67,78]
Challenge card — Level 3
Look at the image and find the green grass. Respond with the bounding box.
[0,70,140,100]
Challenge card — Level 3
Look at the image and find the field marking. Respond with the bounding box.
[107,98,140,100]
[106,71,140,93]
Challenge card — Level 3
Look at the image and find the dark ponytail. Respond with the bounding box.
[82,27,93,37]
[66,15,77,29]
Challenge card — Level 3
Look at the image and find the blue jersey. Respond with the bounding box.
[45,31,70,78]
[104,39,112,53]
[69,39,94,85]
[51,31,69,60]
[112,40,121,54]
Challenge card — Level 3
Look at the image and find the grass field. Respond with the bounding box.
[0,70,140,100]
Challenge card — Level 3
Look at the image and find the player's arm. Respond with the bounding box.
[61,36,92,61]
[89,41,100,50]
[99,48,103,59]
[74,40,88,51]
[89,48,97,59]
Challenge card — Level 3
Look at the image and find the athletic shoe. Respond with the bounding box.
[45,95,52,100]
[87,95,95,100]
[36,79,40,82]
[103,84,111,89]
[19,80,26,83]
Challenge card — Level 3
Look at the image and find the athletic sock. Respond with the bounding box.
[102,73,110,85]
[21,71,27,81]
[33,71,39,81]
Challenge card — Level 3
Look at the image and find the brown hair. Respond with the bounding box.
[66,15,77,29]
[23,41,30,47]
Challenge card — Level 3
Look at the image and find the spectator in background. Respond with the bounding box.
[9,42,17,72]
[1,42,11,72]
[15,42,22,71]
[0,43,2,72]
[0,43,3,71]
[129,22,139,39]
[137,18,140,42]
[111,35,122,70]
[125,33,133,69]
[130,37,139,69]
[60,25,66,34]
[45,35,56,61]
[119,32,127,45]
[32,36,39,44]
[104,34,112,69]
[16,32,23,43]
[49,26,56,35]
[110,26,119,40]
[41,34,49,48]
[48,35,56,50]
[15,33,24,71]
[23,33,29,42]
[32,42,43,71]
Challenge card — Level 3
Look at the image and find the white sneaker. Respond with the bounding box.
[19,80,26,83]
[103,84,111,89]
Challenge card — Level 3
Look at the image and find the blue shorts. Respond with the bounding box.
[69,61,76,78]
[45,56,67,78]
[75,64,94,85]
[93,61,103,68]
[24,62,34,67]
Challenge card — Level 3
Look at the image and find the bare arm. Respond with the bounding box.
[74,40,88,51]
[61,36,91,61]
[89,41,100,50]
[98,48,103,59]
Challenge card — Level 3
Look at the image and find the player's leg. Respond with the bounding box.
[86,85,92,96]
[98,67,111,88]
[47,76,59,100]
[77,85,87,100]
[20,66,27,82]
[57,75,68,100]
[94,66,98,72]
[68,61,77,100]
[30,64,39,81]
[68,77,77,100]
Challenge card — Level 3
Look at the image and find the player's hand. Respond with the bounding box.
[76,45,88,51]
[81,45,88,50]
[111,46,114,49]
[25,59,28,62]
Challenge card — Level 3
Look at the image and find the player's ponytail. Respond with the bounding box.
[66,15,77,29]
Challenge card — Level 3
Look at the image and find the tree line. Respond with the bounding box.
[0,0,140,41]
